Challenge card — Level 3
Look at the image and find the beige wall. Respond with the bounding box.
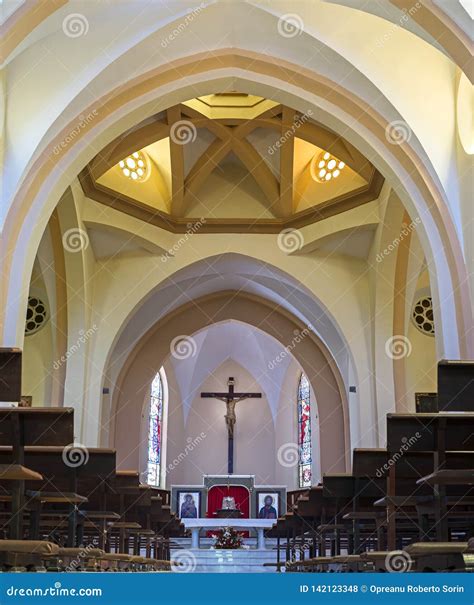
[172,360,274,485]
[8,1,471,483]
[113,293,347,482]
[128,351,323,490]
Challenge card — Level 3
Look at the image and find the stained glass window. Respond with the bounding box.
[297,373,312,488]
[147,371,164,487]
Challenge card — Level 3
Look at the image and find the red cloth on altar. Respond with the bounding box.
[206,485,250,517]
[206,485,250,537]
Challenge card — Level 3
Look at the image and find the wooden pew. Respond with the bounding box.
[386,412,474,547]
[103,471,182,558]
[0,408,74,539]
[0,446,116,547]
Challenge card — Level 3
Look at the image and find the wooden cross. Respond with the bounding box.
[201,377,261,474]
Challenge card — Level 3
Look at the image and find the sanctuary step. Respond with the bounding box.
[171,538,280,573]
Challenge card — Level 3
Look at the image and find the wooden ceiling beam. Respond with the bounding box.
[180,103,280,210]
[293,159,313,211]
[297,122,373,182]
[184,138,232,208]
[231,139,280,211]
[88,102,375,222]
[167,106,185,217]
[179,104,229,140]
[277,107,296,218]
[89,120,169,179]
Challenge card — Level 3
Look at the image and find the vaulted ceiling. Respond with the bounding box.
[80,94,383,233]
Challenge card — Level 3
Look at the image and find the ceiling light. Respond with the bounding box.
[310,150,346,183]
[118,151,149,181]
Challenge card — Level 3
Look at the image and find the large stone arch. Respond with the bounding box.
[108,291,351,475]
[89,252,363,453]
[2,50,472,361]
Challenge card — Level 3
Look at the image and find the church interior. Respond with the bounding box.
[0,0,473,577]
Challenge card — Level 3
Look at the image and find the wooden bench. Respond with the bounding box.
[0,408,74,540]
[0,539,59,571]
[386,413,474,547]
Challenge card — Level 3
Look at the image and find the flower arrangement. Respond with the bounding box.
[212,527,244,549]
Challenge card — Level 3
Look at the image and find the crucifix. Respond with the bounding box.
[201,377,261,474]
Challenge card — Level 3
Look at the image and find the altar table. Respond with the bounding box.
[181,518,275,550]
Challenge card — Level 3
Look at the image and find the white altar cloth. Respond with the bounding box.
[181,518,275,550]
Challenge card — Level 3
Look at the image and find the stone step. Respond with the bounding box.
[170,545,281,573]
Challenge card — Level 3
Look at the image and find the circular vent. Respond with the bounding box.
[412,296,435,336]
[25,297,49,336]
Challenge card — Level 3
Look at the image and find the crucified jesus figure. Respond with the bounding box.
[224,399,238,438]
[201,377,262,474]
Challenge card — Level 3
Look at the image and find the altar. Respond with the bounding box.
[181,518,275,550]
[171,475,286,526]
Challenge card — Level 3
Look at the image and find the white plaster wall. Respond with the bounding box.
[7,0,471,479]
[165,359,275,486]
